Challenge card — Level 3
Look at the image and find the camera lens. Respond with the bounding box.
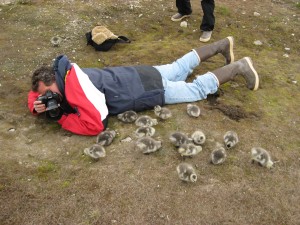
[47,99,60,118]
[48,107,60,118]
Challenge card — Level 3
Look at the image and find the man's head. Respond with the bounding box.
[31,66,61,95]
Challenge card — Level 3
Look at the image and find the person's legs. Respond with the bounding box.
[200,0,215,31]
[154,50,200,82]
[163,72,218,104]
[171,0,192,21]
[154,36,234,82]
[199,0,215,42]
[163,56,260,104]
[176,0,192,15]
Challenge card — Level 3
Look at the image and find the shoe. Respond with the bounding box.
[194,36,234,65]
[199,31,213,42]
[212,57,260,90]
[171,13,190,22]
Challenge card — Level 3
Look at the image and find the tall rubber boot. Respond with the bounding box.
[194,36,234,65]
[212,57,259,90]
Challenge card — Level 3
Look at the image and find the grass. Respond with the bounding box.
[36,160,58,179]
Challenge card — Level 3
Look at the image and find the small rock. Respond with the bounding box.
[284,47,290,51]
[283,54,289,58]
[292,80,297,84]
[121,137,132,143]
[50,36,62,47]
[254,12,260,16]
[8,128,15,132]
[180,21,188,28]
[253,40,263,46]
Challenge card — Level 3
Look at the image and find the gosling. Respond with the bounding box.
[169,132,191,147]
[84,144,106,160]
[135,115,158,127]
[96,129,116,146]
[117,110,138,123]
[135,126,156,138]
[176,162,197,182]
[191,130,206,145]
[187,104,201,118]
[135,137,162,154]
[224,131,239,149]
[154,105,172,120]
[211,146,227,165]
[251,147,274,169]
[178,143,202,157]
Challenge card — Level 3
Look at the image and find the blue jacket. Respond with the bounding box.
[82,65,165,115]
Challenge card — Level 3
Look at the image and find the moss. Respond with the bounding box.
[36,160,58,179]
[61,180,71,188]
[216,6,231,16]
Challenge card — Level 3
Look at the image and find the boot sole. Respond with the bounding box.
[199,36,211,42]
[227,36,234,64]
[244,57,259,90]
[171,15,190,22]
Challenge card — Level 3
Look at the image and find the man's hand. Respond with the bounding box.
[33,100,46,113]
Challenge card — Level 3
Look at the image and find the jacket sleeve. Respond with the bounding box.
[57,64,109,136]
[28,91,40,115]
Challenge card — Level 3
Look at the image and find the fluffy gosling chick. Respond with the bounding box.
[135,137,162,154]
[191,130,206,145]
[169,132,191,147]
[223,131,239,149]
[96,130,116,146]
[135,115,158,127]
[187,104,201,118]
[251,147,274,169]
[211,147,227,165]
[117,110,138,123]
[135,126,156,138]
[178,143,202,157]
[154,105,172,120]
[176,162,197,182]
[84,144,106,159]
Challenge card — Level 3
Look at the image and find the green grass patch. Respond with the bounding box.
[217,6,231,16]
[36,160,58,179]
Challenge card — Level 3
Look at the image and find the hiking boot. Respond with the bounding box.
[171,13,190,22]
[194,36,234,64]
[212,57,260,90]
[199,31,213,42]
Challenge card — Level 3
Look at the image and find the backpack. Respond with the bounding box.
[85,26,131,51]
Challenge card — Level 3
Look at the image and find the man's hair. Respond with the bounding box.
[31,66,55,91]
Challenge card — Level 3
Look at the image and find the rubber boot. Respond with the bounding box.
[212,57,259,90]
[194,36,234,65]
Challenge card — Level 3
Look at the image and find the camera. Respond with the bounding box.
[37,90,62,118]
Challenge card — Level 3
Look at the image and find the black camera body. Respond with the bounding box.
[37,90,62,118]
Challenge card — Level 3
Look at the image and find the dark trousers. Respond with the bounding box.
[175,0,215,31]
